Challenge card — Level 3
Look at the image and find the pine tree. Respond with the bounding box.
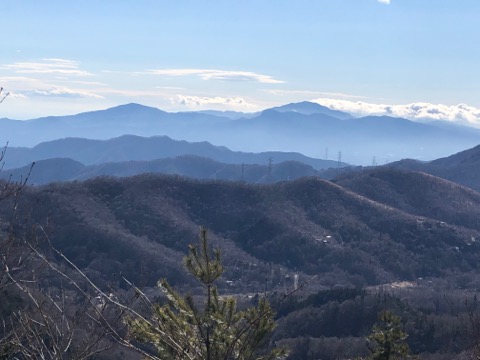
[127,227,287,360]
[366,311,413,360]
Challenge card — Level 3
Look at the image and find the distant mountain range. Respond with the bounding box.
[6,133,480,191]
[1,134,344,170]
[1,156,324,185]
[2,101,480,164]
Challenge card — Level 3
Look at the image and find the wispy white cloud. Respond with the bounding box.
[142,68,284,84]
[93,87,170,98]
[66,80,107,86]
[0,76,44,95]
[2,59,92,76]
[21,87,104,99]
[5,92,26,99]
[313,98,480,125]
[377,0,391,4]
[155,86,185,90]
[0,76,41,84]
[0,74,102,99]
[265,89,366,99]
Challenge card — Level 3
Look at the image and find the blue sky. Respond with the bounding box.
[2,0,480,123]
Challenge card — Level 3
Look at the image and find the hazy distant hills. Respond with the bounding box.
[5,171,480,291]
[5,130,480,192]
[1,134,343,170]
[1,156,322,185]
[2,101,480,164]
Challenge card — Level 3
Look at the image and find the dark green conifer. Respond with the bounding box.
[127,227,287,360]
[366,311,413,360]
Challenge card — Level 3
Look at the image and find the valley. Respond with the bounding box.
[4,3,479,358]
[3,102,480,359]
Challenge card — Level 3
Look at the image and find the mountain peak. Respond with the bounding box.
[270,101,352,119]
[106,103,166,114]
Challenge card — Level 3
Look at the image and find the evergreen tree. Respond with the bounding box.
[127,227,287,360]
[366,311,413,360]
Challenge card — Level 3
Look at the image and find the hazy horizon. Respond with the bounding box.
[2,1,480,126]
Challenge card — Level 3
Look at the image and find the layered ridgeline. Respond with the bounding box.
[2,101,480,164]
[3,171,480,293]
[0,134,346,185]
[0,156,323,185]
[7,134,480,190]
[1,134,343,170]
[387,144,480,192]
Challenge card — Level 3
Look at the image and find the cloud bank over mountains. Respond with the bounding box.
[2,57,480,127]
[313,98,480,126]
[143,69,284,84]
[173,95,256,110]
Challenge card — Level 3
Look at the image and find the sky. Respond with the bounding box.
[1,0,480,123]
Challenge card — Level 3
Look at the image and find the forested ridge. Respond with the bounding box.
[3,168,480,358]
[5,171,480,288]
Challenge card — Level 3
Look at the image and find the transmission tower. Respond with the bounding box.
[268,157,273,175]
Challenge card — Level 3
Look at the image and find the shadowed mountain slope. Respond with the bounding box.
[335,167,480,230]
[3,173,480,293]
[387,144,480,192]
